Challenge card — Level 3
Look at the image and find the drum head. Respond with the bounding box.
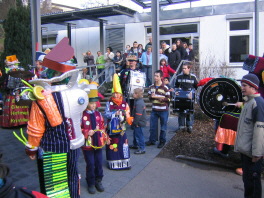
[199,78,242,119]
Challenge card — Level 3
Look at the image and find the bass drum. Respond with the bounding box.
[126,70,146,98]
[199,78,242,119]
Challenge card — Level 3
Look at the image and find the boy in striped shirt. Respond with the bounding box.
[146,70,171,148]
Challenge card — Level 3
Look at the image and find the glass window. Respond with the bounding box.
[147,24,198,35]
[229,35,249,62]
[230,21,249,31]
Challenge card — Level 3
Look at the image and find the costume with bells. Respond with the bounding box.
[105,74,133,170]
[81,83,108,193]
[24,38,89,198]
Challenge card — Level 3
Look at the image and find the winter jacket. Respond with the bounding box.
[168,50,181,70]
[160,64,176,78]
[174,73,198,91]
[234,94,264,158]
[132,98,147,127]
[83,55,95,66]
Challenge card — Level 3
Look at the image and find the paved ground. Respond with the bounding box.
[0,115,178,198]
[1,115,263,198]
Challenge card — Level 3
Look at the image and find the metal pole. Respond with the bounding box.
[30,0,42,65]
[255,0,259,56]
[99,19,104,53]
[151,0,160,74]
[67,23,72,46]
[151,0,160,142]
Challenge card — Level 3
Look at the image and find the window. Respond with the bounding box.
[147,24,198,35]
[228,19,251,64]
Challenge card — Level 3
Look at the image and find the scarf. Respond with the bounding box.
[111,96,123,106]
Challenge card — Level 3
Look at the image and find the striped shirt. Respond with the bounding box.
[148,83,171,111]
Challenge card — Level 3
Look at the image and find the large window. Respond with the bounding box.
[228,19,251,64]
[147,24,198,35]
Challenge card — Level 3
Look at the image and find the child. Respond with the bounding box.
[163,77,174,96]
[81,84,108,194]
[130,88,147,154]
[160,58,176,78]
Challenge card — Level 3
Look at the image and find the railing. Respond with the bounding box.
[78,63,115,89]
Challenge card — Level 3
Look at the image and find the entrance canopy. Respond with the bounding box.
[130,0,200,8]
[41,4,136,24]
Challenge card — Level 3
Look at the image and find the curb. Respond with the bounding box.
[175,155,237,170]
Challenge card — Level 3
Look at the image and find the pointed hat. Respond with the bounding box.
[112,73,122,94]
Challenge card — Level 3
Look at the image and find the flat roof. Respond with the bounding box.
[41,4,136,24]
[130,0,200,8]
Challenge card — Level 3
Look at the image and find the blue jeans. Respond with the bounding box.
[133,126,145,151]
[149,110,168,143]
[142,65,152,86]
[105,63,114,83]
[97,68,105,84]
[178,112,194,128]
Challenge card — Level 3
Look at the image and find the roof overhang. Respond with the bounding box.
[130,0,200,9]
[41,4,136,25]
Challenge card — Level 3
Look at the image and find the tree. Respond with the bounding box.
[0,0,31,70]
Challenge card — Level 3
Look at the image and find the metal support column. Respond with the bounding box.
[255,0,259,56]
[67,23,72,46]
[30,0,42,65]
[100,19,104,53]
[151,0,160,74]
[151,0,160,142]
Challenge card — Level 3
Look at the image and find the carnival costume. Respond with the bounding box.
[25,38,90,198]
[81,83,108,193]
[0,55,32,127]
[105,74,133,170]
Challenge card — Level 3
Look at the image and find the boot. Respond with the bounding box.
[88,185,96,194]
[95,179,104,192]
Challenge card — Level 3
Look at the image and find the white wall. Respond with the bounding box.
[57,27,100,66]
[199,15,227,67]
[125,23,145,47]
[259,12,264,57]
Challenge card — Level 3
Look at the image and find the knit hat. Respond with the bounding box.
[241,73,259,90]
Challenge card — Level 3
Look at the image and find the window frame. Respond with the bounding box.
[227,19,253,67]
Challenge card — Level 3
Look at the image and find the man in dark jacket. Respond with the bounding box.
[174,63,198,133]
[168,43,181,71]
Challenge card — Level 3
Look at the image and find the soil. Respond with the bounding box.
[158,105,242,169]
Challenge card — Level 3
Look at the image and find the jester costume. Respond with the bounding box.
[104,74,132,170]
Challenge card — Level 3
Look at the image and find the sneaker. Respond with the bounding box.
[88,185,96,194]
[145,141,155,146]
[129,145,138,149]
[95,181,104,192]
[134,150,146,154]
[187,127,192,133]
[157,142,165,148]
[235,168,243,176]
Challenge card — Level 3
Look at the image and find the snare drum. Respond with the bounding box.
[172,88,195,113]
[12,87,32,106]
[126,70,146,98]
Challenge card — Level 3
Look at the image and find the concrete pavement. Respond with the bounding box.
[1,115,261,198]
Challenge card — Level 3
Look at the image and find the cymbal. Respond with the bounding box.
[8,70,34,79]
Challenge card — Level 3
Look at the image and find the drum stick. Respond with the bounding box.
[222,102,236,106]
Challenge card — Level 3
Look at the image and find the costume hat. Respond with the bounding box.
[112,73,122,94]
[6,55,19,64]
[126,55,138,61]
[87,84,100,102]
[42,37,76,73]
[241,73,259,90]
